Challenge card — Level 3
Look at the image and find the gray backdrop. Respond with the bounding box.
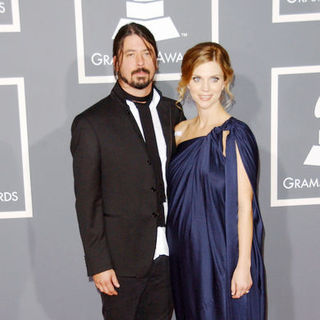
[0,1,319,319]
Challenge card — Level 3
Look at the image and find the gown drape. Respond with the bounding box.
[167,117,266,320]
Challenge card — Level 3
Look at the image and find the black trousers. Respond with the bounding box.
[100,255,173,320]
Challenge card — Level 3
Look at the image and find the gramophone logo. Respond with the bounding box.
[112,0,179,41]
[271,66,320,207]
[304,97,320,166]
[74,0,218,83]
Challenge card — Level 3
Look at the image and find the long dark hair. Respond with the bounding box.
[113,23,158,76]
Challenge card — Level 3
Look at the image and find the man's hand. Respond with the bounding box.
[92,269,120,296]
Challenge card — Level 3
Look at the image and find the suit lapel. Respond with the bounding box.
[111,88,146,146]
[111,83,173,159]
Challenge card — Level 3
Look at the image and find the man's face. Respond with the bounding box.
[115,34,157,96]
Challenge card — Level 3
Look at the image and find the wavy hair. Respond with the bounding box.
[177,42,234,109]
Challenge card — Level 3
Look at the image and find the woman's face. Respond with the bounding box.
[187,60,225,110]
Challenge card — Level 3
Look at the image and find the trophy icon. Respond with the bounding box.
[304,96,320,166]
[112,0,180,41]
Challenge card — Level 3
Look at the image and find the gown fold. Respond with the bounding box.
[167,117,266,320]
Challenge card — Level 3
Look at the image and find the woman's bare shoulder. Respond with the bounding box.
[174,118,194,132]
[174,119,195,144]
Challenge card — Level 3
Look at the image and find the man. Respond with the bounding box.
[71,23,184,319]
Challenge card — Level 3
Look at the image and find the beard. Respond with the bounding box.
[118,68,153,90]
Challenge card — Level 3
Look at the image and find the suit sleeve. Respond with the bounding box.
[71,115,112,276]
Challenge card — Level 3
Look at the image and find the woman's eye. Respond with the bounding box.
[211,77,219,82]
[192,76,200,82]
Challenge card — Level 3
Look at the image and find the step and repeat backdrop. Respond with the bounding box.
[0,1,319,319]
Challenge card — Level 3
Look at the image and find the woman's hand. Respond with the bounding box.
[231,264,252,299]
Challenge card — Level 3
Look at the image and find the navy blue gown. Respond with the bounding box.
[167,117,265,320]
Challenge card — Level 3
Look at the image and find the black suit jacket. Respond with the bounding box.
[71,83,185,277]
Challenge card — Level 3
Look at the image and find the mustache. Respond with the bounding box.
[131,68,150,76]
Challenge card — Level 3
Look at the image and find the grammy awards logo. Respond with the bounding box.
[270,66,320,206]
[112,0,180,41]
[0,78,32,218]
[75,0,215,83]
[304,96,320,166]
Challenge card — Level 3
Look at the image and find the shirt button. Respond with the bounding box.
[150,187,156,192]
[152,212,158,218]
[147,160,152,165]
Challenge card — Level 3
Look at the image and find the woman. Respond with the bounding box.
[166,42,266,320]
